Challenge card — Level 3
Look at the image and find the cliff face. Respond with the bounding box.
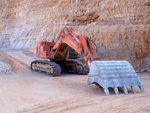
[0,0,2,33]
[0,0,150,72]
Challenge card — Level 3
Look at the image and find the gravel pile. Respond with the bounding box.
[0,60,12,74]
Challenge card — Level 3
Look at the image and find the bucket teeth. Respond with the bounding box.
[123,86,128,94]
[139,85,144,93]
[131,86,136,93]
[104,88,109,96]
[114,87,119,95]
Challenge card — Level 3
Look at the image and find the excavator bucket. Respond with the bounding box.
[88,60,144,96]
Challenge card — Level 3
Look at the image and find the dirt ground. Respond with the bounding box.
[0,49,150,113]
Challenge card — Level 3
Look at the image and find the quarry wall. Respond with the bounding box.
[0,0,150,72]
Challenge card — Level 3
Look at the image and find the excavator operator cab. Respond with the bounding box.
[67,47,80,59]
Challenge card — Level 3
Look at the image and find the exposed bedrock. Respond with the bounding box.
[0,0,150,72]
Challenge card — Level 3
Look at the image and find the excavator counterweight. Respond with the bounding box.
[31,27,144,95]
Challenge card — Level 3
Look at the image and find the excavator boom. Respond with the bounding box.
[31,27,144,95]
[52,27,99,67]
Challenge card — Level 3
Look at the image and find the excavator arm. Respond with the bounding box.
[52,27,99,68]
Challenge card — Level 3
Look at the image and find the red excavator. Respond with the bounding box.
[31,27,144,95]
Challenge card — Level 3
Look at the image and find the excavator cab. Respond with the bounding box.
[67,47,80,59]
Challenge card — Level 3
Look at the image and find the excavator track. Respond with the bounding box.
[31,60,61,76]
[75,62,89,75]
[56,61,89,75]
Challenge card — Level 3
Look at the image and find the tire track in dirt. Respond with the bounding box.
[0,49,34,73]
[18,97,97,113]
[18,93,150,113]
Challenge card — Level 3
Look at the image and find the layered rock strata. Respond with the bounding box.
[0,0,150,72]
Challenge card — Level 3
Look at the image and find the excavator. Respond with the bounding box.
[31,27,144,95]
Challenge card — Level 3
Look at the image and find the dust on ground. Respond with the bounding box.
[0,49,150,113]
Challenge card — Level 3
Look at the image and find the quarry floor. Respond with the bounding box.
[0,49,150,113]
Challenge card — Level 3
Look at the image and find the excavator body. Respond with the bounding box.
[36,41,55,59]
[31,27,144,95]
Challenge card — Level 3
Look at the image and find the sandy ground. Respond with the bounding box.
[0,49,150,113]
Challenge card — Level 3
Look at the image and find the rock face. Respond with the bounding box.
[0,0,150,72]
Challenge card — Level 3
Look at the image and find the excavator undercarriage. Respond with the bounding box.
[31,60,89,76]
